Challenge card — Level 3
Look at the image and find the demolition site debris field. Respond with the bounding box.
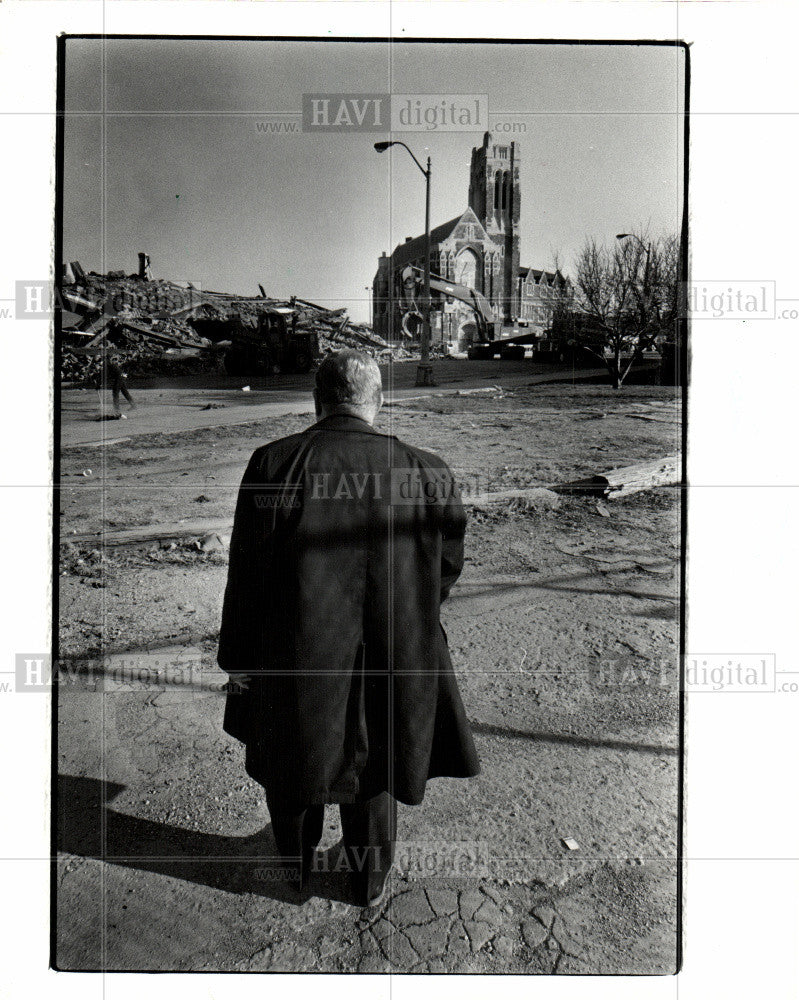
[57,368,682,973]
[60,267,412,385]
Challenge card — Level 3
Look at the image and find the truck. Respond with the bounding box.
[222,306,318,376]
[465,333,532,360]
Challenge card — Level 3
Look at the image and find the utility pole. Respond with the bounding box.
[420,154,432,385]
[374,140,434,386]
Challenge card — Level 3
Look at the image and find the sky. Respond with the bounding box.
[63,39,685,323]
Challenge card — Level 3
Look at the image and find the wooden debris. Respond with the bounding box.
[84,316,113,347]
[601,456,680,499]
[553,456,680,500]
[294,296,333,312]
[63,289,103,313]
[466,487,561,511]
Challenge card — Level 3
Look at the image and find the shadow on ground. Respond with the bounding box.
[56,773,358,906]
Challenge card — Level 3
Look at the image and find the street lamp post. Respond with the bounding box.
[375,140,434,386]
[616,232,651,302]
[616,231,655,328]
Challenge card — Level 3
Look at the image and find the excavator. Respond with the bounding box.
[400,265,534,360]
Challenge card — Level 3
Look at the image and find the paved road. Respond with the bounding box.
[124,357,584,393]
[61,359,606,448]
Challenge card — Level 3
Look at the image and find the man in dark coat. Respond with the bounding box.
[218,350,479,905]
[95,351,135,417]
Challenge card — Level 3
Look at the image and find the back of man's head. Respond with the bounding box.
[314,350,383,423]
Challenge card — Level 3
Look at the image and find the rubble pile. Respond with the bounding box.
[60,259,397,382]
[290,299,391,359]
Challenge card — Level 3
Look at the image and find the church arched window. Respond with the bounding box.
[494,171,502,211]
[454,248,480,290]
[501,171,510,210]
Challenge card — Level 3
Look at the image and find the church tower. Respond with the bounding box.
[468,131,521,323]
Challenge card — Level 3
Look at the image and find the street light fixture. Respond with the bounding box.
[374,140,433,386]
[616,232,645,249]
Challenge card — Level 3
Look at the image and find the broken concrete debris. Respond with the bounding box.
[196,532,229,553]
[61,256,401,383]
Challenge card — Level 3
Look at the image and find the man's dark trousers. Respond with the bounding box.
[270,792,397,903]
[112,378,134,413]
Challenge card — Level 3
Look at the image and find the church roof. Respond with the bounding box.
[390,208,486,268]
[519,265,567,286]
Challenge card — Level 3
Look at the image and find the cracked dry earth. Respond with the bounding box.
[340,869,674,974]
[57,381,681,973]
[242,882,634,973]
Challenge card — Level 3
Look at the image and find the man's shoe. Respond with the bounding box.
[360,862,394,910]
[364,880,388,910]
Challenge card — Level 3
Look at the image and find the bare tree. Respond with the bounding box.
[557,230,679,389]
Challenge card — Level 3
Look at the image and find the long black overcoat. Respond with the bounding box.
[217,413,479,810]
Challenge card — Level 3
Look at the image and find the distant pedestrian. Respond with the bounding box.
[96,352,135,417]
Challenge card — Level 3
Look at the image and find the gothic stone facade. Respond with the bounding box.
[373,131,569,350]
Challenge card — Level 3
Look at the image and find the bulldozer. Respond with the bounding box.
[223,306,318,376]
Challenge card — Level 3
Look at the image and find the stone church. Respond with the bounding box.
[372,131,569,350]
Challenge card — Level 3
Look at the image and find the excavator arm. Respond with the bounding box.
[402,265,495,342]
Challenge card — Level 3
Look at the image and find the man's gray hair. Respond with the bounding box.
[315,350,383,411]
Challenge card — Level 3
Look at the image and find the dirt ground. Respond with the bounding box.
[56,366,682,973]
